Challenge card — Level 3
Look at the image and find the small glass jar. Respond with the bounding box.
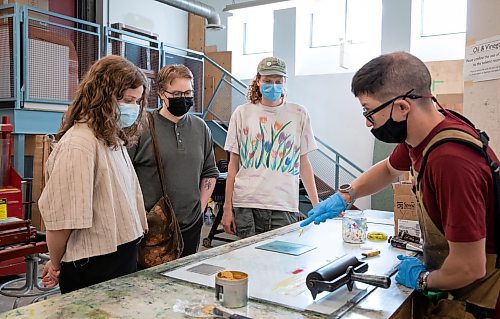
[342,211,368,244]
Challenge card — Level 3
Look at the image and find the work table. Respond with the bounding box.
[0,211,414,319]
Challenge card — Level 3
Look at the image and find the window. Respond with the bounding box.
[421,0,467,37]
[227,2,293,79]
[309,0,379,48]
[243,19,273,55]
[296,0,382,75]
[310,0,345,48]
[410,0,467,61]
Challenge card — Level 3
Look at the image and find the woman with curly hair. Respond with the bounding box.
[222,56,319,238]
[39,55,149,293]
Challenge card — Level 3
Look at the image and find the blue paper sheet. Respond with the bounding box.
[255,240,316,256]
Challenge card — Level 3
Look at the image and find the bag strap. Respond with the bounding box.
[147,112,172,208]
[417,127,500,268]
[147,112,167,198]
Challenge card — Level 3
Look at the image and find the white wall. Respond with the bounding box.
[106,0,189,47]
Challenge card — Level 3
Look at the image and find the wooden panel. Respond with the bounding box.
[435,93,463,114]
[31,135,50,231]
[188,13,205,53]
[204,51,232,122]
[390,293,413,319]
[425,60,464,95]
[24,135,36,156]
[205,45,217,53]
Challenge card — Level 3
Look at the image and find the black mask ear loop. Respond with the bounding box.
[432,96,445,110]
[159,92,168,108]
[432,95,455,119]
[391,98,410,122]
[389,101,396,119]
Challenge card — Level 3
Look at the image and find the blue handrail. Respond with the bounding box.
[314,137,364,174]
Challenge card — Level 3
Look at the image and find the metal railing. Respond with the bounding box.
[0,5,20,107]
[311,138,364,196]
[0,4,100,108]
[104,25,161,109]
[23,6,100,106]
[201,54,248,123]
[162,44,248,121]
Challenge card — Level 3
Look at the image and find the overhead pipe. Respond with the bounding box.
[154,0,224,30]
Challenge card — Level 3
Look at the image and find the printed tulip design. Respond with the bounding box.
[238,117,301,175]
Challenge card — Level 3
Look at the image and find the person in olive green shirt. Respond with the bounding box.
[129,64,219,257]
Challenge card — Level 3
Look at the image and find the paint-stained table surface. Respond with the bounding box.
[0,210,415,319]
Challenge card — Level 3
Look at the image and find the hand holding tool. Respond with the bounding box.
[395,255,426,289]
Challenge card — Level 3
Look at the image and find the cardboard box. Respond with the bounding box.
[392,181,420,237]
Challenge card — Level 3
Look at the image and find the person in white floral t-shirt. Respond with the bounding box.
[222,56,319,238]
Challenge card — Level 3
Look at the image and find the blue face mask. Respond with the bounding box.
[260,83,284,102]
[118,103,140,128]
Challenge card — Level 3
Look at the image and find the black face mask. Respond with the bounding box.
[370,105,408,143]
[167,97,194,117]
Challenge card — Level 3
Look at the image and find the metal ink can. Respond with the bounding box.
[215,271,248,308]
[342,211,368,244]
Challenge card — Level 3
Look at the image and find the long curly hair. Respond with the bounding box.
[56,55,149,148]
[247,74,262,104]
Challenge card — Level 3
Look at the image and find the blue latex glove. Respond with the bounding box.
[299,193,347,227]
[395,255,426,289]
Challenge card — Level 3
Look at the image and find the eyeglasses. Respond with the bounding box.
[164,90,194,98]
[362,89,425,124]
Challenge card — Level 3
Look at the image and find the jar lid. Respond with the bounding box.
[344,210,365,218]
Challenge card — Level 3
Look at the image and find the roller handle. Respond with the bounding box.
[229,315,252,319]
[350,272,391,289]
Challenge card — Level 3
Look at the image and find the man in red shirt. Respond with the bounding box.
[301,52,499,318]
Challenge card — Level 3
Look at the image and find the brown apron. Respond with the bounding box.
[412,130,500,318]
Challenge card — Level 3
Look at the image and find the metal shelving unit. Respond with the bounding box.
[0,4,100,176]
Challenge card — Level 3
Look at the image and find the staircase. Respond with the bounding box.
[205,120,228,150]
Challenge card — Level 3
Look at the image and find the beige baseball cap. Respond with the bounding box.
[257,57,287,77]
